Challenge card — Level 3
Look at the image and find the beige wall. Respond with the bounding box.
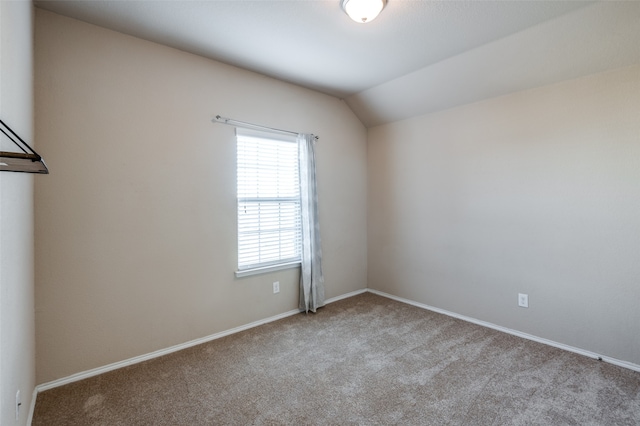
[0,1,36,424]
[34,9,367,384]
[368,64,640,365]
[33,4,640,387]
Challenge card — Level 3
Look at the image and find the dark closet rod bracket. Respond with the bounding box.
[0,119,48,174]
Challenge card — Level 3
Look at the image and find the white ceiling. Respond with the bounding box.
[34,1,640,127]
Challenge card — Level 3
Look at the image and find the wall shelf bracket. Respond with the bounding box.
[0,119,48,174]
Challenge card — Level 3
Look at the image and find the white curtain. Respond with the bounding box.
[298,133,325,313]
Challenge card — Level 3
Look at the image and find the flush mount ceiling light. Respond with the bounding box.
[341,0,387,24]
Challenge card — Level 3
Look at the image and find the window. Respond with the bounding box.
[236,128,301,275]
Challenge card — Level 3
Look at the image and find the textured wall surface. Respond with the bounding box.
[35,9,367,384]
[368,64,640,365]
[0,1,36,424]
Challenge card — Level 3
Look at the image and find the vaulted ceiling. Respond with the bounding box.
[34,1,640,127]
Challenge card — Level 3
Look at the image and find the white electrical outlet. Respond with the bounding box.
[273,281,280,294]
[16,390,21,421]
[518,293,529,308]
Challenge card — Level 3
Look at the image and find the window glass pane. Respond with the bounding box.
[236,129,301,270]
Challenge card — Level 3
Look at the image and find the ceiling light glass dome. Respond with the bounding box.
[341,0,387,24]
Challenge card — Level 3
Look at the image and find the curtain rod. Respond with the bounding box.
[212,115,318,140]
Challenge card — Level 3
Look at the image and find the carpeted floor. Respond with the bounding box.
[33,292,640,425]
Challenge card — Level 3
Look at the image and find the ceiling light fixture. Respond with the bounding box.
[341,0,387,24]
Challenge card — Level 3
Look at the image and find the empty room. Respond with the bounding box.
[1,0,639,424]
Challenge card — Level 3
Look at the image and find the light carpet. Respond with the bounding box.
[33,292,640,425]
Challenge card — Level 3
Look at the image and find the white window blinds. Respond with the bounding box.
[236,128,301,271]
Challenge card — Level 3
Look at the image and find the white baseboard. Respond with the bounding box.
[33,287,368,395]
[367,288,640,373]
[325,288,367,304]
[26,386,38,426]
[35,307,299,393]
[29,285,639,424]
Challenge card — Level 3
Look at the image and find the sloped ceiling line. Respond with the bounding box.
[34,1,640,127]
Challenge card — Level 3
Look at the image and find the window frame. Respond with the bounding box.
[234,128,302,277]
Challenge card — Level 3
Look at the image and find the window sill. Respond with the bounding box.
[235,261,301,278]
